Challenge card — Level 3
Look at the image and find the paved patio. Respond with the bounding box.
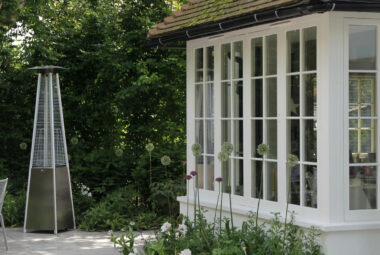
[0,228,120,255]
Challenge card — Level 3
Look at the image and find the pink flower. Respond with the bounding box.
[215,177,223,182]
[185,175,192,180]
[190,171,197,176]
[181,160,187,165]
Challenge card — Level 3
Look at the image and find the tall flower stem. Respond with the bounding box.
[193,176,197,224]
[213,181,221,235]
[228,159,234,229]
[219,190,223,236]
[186,180,190,219]
[149,152,152,185]
[255,175,262,228]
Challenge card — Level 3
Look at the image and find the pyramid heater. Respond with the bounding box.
[24,66,75,233]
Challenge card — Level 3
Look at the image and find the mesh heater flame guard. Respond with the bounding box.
[24,66,75,234]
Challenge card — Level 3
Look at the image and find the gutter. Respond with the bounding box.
[145,0,380,49]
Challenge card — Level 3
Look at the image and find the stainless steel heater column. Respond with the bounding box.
[24,66,75,234]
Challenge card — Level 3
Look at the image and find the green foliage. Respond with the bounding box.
[2,189,25,227]
[110,226,138,255]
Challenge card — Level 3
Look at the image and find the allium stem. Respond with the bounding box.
[213,182,221,235]
[149,152,152,185]
[186,180,189,219]
[219,190,223,236]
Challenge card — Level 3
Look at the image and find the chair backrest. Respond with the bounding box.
[0,179,8,213]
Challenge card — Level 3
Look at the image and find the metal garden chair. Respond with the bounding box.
[0,178,8,251]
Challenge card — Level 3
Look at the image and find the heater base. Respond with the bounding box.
[25,167,74,231]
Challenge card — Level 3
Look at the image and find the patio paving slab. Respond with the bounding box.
[1,228,121,255]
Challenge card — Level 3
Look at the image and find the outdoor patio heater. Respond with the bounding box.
[24,66,75,234]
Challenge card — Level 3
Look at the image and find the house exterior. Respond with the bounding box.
[148,1,380,254]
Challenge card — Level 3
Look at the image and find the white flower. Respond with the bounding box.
[179,249,191,255]
[130,221,135,226]
[160,222,171,233]
[177,224,187,235]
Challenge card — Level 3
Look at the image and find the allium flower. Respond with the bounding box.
[222,142,233,155]
[160,222,171,233]
[287,154,299,168]
[161,155,171,166]
[19,142,27,150]
[257,143,269,156]
[177,224,188,235]
[179,249,192,255]
[185,175,192,180]
[145,143,154,152]
[217,151,229,162]
[70,137,78,145]
[130,221,135,226]
[190,171,197,176]
[191,143,202,157]
[115,148,123,157]
[215,177,223,182]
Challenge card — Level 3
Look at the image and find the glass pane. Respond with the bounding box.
[233,41,243,79]
[266,78,277,117]
[287,75,300,116]
[195,48,203,82]
[222,120,231,144]
[267,162,277,201]
[304,74,317,117]
[222,161,231,193]
[349,166,377,210]
[304,120,317,162]
[234,120,244,157]
[289,164,300,205]
[206,156,214,191]
[349,25,376,70]
[205,83,214,117]
[303,27,317,71]
[349,73,376,117]
[252,120,263,158]
[267,120,277,159]
[221,43,231,80]
[266,35,277,75]
[195,120,204,149]
[197,156,204,189]
[205,120,214,154]
[349,119,377,163]
[252,160,263,198]
[221,82,231,118]
[252,79,263,117]
[195,84,203,117]
[251,37,263,77]
[288,120,300,158]
[206,46,214,81]
[233,81,243,118]
[305,165,317,208]
[234,159,244,196]
[287,30,300,73]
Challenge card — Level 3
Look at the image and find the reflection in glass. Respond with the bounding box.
[195,120,204,148]
[304,120,317,162]
[266,78,277,117]
[252,160,263,198]
[195,84,203,117]
[349,73,376,117]
[252,79,263,117]
[234,81,243,118]
[234,159,244,196]
[222,161,231,193]
[267,120,277,159]
[303,27,317,71]
[206,46,214,81]
[206,157,214,191]
[205,120,214,154]
[267,162,277,201]
[349,120,377,164]
[221,82,231,117]
[234,120,244,157]
[287,30,300,73]
[233,41,243,79]
[266,35,277,75]
[287,75,300,116]
[222,120,231,143]
[197,156,204,189]
[252,120,263,158]
[205,83,214,117]
[289,164,300,205]
[349,25,376,70]
[349,166,377,210]
[304,74,317,117]
[251,37,263,77]
[289,120,300,158]
[221,44,231,80]
[305,165,317,208]
[195,48,204,82]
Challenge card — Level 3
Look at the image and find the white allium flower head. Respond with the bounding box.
[179,249,192,255]
[130,221,135,226]
[145,143,154,152]
[191,143,202,157]
[221,142,233,155]
[160,222,172,233]
[217,151,229,162]
[161,155,171,166]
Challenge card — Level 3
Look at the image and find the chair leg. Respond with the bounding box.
[0,214,8,251]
